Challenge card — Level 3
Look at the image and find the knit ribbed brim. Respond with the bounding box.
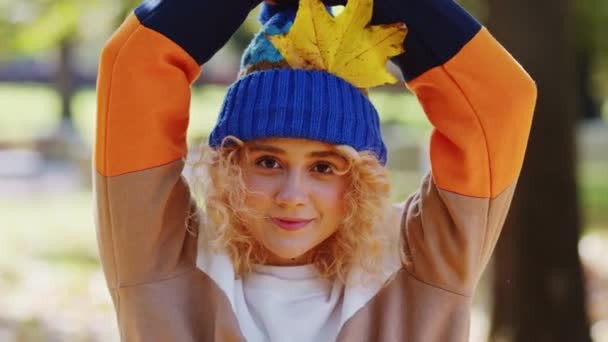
[209,69,387,164]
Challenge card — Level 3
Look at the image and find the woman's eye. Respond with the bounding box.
[311,163,334,174]
[256,157,281,169]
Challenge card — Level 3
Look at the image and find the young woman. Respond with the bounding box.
[94,0,536,340]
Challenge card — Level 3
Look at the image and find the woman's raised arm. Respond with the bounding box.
[94,0,258,314]
[382,0,537,295]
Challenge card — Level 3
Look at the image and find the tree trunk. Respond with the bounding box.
[486,0,592,341]
[56,36,75,128]
[43,35,81,162]
[577,48,602,121]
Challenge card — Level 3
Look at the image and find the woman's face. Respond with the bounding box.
[240,138,349,266]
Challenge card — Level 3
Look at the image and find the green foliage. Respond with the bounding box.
[13,1,79,53]
[0,0,20,53]
[457,0,486,20]
[370,88,431,133]
[580,161,608,232]
[0,0,133,55]
[575,0,608,96]
[576,0,608,53]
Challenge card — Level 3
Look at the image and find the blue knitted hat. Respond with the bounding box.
[208,2,406,164]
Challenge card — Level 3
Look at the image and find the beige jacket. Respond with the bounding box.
[94,8,537,342]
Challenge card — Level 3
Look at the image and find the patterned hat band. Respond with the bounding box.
[208,68,387,164]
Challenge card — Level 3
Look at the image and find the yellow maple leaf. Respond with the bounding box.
[268,0,407,88]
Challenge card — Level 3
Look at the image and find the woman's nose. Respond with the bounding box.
[275,170,308,208]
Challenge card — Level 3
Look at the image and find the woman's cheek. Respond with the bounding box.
[244,173,280,200]
[311,179,346,205]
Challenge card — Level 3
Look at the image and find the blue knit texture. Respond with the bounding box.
[241,8,294,68]
[209,4,388,164]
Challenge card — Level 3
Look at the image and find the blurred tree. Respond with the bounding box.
[575,0,607,120]
[2,0,82,133]
[0,0,130,142]
[115,0,142,26]
[486,0,592,340]
[460,0,607,120]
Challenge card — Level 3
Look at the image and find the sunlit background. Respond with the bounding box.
[0,0,607,341]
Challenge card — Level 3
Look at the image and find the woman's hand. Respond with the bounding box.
[265,0,345,6]
[135,0,263,65]
[263,0,400,24]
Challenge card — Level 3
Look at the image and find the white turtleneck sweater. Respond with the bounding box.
[233,264,344,342]
[196,234,402,342]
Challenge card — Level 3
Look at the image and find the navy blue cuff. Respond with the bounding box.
[259,2,332,25]
[259,2,294,24]
[372,0,481,81]
[135,0,260,65]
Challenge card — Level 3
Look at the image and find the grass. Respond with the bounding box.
[0,190,118,341]
[0,191,98,270]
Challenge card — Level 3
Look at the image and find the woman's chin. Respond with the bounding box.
[264,246,313,266]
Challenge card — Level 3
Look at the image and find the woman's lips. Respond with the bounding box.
[270,217,314,231]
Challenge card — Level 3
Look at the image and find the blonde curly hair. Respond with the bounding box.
[190,137,395,284]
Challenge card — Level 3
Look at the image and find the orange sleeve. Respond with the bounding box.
[94,13,202,290]
[407,28,537,199]
[95,14,201,177]
[398,27,537,295]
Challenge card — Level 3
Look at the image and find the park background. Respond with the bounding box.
[0,0,606,341]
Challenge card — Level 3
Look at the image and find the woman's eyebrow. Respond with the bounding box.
[249,145,343,159]
[308,151,344,160]
[248,144,286,154]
